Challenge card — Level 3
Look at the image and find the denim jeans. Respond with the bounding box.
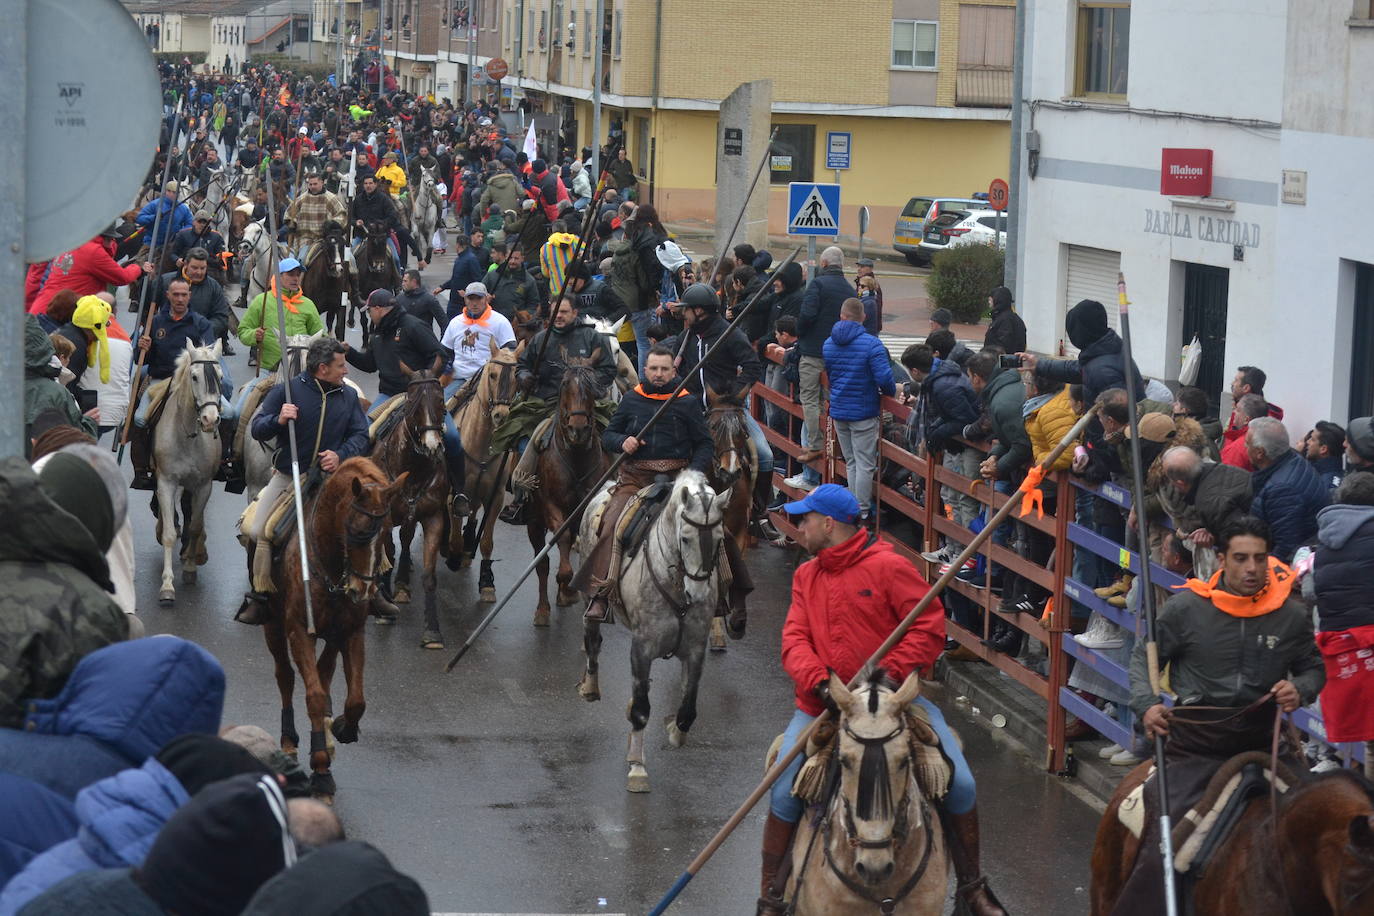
[770,695,976,823]
[743,408,774,476]
[628,308,655,375]
[134,369,237,426]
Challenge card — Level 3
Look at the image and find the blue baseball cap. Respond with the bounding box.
[278,257,303,272]
[781,483,860,524]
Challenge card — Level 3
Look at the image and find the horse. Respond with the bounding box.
[236,219,274,309]
[150,342,224,606]
[447,345,520,605]
[301,221,355,339]
[353,220,400,345]
[703,387,755,651]
[238,163,260,197]
[786,672,949,915]
[410,168,441,264]
[369,365,452,650]
[1091,762,1374,915]
[262,457,409,800]
[527,362,610,628]
[575,470,727,793]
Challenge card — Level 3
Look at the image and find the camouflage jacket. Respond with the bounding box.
[0,457,127,728]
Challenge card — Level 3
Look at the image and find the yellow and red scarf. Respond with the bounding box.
[1178,556,1295,618]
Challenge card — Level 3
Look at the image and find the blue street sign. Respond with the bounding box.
[787,182,841,237]
[826,131,851,170]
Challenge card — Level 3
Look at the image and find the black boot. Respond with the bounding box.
[446,454,470,517]
[235,591,271,626]
[499,489,528,525]
[218,417,245,490]
[584,594,609,622]
[749,472,780,540]
[129,426,156,491]
[942,808,1008,916]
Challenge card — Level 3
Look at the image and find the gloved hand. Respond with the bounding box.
[815,679,841,718]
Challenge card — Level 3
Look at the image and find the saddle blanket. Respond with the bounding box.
[367,395,408,443]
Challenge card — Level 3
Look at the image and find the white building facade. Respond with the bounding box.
[1017,0,1288,425]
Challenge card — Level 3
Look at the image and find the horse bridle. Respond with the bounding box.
[403,377,446,456]
[677,492,722,583]
[183,358,223,438]
[838,720,913,850]
[309,490,391,596]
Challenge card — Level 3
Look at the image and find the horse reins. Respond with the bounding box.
[180,357,223,439]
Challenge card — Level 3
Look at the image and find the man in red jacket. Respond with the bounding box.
[757,484,1006,916]
[29,228,156,316]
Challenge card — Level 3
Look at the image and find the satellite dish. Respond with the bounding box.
[25,0,161,261]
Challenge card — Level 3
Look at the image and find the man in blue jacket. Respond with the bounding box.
[236,337,370,625]
[822,298,894,519]
[1247,417,1329,562]
[434,233,486,321]
[134,181,194,262]
[795,246,853,462]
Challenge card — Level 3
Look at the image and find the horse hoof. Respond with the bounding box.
[394,587,411,605]
[627,764,650,794]
[159,589,175,606]
[533,608,550,628]
[479,587,496,603]
[181,568,197,586]
[578,676,600,702]
[709,618,727,652]
[665,716,687,748]
[420,630,445,650]
[460,554,474,570]
[556,589,578,608]
[310,770,337,800]
[445,555,463,572]
[330,716,359,745]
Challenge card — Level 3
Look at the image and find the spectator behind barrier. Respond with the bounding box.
[1247,416,1330,563]
[242,840,430,915]
[795,246,851,462]
[1221,393,1269,472]
[1301,420,1347,491]
[822,298,895,518]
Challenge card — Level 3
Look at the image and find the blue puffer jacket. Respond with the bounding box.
[0,637,224,799]
[0,774,76,890]
[0,759,187,915]
[1252,449,1330,562]
[822,320,895,421]
[1313,504,1374,632]
[921,358,980,453]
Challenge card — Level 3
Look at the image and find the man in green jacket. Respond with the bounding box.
[236,258,324,372]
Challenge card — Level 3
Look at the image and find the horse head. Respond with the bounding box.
[339,467,409,602]
[668,471,726,606]
[280,332,325,381]
[321,220,347,278]
[826,670,924,887]
[237,220,266,261]
[705,386,749,490]
[178,339,224,433]
[403,359,447,458]
[558,355,601,447]
[478,346,520,427]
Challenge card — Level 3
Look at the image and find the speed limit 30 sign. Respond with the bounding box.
[988,178,1009,211]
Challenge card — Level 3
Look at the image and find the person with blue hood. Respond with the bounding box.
[822,297,895,520]
[0,637,225,800]
[0,735,270,914]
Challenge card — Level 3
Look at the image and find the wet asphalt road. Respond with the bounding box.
[124,257,1101,914]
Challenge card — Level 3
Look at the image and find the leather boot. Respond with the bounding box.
[942,808,1008,916]
[235,591,270,626]
[129,426,156,491]
[369,593,400,622]
[749,473,780,540]
[584,594,608,622]
[220,417,246,492]
[757,812,797,916]
[446,454,470,516]
[499,488,528,525]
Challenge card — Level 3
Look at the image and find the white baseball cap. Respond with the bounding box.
[463,281,490,297]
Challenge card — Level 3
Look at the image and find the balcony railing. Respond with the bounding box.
[956,65,1012,107]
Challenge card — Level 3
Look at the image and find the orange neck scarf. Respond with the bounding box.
[634,384,688,401]
[461,305,492,327]
[1179,556,1295,618]
[268,277,304,314]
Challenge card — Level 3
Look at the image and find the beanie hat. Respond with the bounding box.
[36,452,115,552]
[156,734,273,797]
[72,296,113,384]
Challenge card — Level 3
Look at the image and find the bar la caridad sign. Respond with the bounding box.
[1144,208,1260,249]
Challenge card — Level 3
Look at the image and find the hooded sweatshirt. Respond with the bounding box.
[23,316,91,439]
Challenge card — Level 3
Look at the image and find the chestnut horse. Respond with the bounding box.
[301,220,354,339]
[527,362,609,627]
[262,457,408,799]
[704,389,754,651]
[370,368,451,650]
[1092,764,1374,914]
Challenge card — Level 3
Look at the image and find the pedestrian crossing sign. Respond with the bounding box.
[787,183,841,237]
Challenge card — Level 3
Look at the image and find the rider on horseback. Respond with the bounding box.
[349,174,426,271]
[496,295,619,523]
[760,484,1006,916]
[283,174,346,266]
[235,337,371,626]
[573,345,714,623]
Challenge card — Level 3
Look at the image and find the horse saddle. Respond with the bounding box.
[238,468,326,549]
[614,477,675,560]
[298,238,326,269]
[143,377,173,429]
[233,378,277,458]
[367,396,408,444]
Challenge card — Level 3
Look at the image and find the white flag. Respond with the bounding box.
[523,122,538,162]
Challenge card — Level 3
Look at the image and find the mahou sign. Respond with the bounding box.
[1160,148,1213,197]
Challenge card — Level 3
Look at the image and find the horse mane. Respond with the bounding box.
[708,399,748,445]
[324,456,390,497]
[1283,767,1374,811]
[851,668,904,822]
[671,468,710,499]
[562,363,600,399]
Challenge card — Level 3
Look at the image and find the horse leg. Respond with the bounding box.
[156,479,179,605]
[264,620,300,758]
[577,617,603,701]
[477,495,498,601]
[419,513,445,650]
[666,638,706,749]
[394,522,414,604]
[285,624,335,799]
[555,526,578,607]
[180,483,212,585]
[330,628,366,745]
[625,638,655,793]
[709,603,728,652]
[528,518,552,627]
[315,643,340,760]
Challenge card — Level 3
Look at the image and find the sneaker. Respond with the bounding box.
[1074,614,1126,650]
[1110,748,1146,766]
[1099,742,1124,760]
[782,473,816,492]
[767,493,788,512]
[955,566,986,588]
[921,544,953,564]
[1311,755,1343,774]
[752,517,781,540]
[940,558,977,576]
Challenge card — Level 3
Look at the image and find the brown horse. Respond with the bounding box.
[354,220,400,345]
[301,220,354,339]
[447,345,521,603]
[370,367,452,650]
[1092,764,1374,914]
[528,362,609,627]
[262,457,408,800]
[704,388,754,651]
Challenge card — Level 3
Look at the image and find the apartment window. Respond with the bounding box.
[584,3,591,55]
[613,10,622,58]
[553,0,563,43]
[769,124,815,184]
[891,20,937,70]
[567,8,576,49]
[539,10,547,49]
[504,9,511,48]
[1076,3,1130,97]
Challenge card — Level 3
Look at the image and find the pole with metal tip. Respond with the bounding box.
[263,173,318,636]
[445,246,805,671]
[1116,272,1178,915]
[117,96,186,461]
[646,403,1102,915]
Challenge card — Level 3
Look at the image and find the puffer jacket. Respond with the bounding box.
[1023,387,1077,470]
[474,170,521,220]
[0,774,76,890]
[1173,461,1253,538]
[922,359,980,453]
[23,317,92,439]
[983,302,1026,355]
[1313,504,1374,632]
[0,758,188,915]
[796,266,853,357]
[822,320,894,421]
[1252,448,1330,562]
[982,368,1031,479]
[0,637,224,799]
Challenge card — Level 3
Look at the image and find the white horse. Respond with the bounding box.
[238,163,260,197]
[411,167,441,264]
[152,341,224,605]
[587,315,638,402]
[576,470,728,792]
[236,219,273,308]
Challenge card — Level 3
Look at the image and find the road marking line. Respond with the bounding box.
[591,805,630,850]
[500,677,531,706]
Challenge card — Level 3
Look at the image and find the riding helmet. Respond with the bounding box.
[680,283,720,314]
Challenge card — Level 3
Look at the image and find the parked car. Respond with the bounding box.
[916,208,1007,260]
[892,195,987,266]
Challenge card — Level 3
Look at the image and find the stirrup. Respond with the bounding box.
[755,891,788,916]
[234,592,270,626]
[956,877,1007,914]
